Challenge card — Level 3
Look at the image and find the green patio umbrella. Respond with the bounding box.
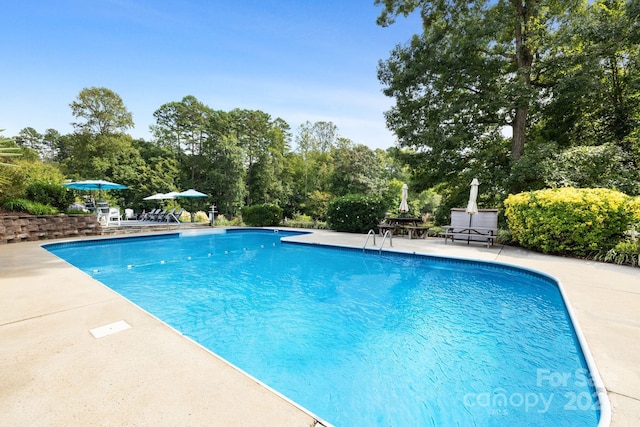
[175,189,208,222]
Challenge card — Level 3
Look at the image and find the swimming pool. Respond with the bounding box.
[45,229,602,426]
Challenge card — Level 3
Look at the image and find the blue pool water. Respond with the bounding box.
[45,230,600,426]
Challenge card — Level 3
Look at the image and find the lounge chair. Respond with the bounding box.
[167,208,184,223]
[153,209,167,222]
[159,208,174,222]
[142,208,159,221]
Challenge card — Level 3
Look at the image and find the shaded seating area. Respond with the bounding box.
[441,208,498,248]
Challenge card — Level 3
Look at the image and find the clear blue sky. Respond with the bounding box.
[2,0,421,150]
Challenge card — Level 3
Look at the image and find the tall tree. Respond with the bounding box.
[64,88,136,181]
[201,110,246,216]
[70,87,133,135]
[536,0,640,157]
[15,127,63,162]
[229,109,290,206]
[376,0,580,176]
[329,139,385,197]
[294,121,338,198]
[152,95,212,188]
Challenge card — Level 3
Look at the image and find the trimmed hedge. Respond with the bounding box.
[241,203,283,227]
[326,194,386,233]
[504,187,632,256]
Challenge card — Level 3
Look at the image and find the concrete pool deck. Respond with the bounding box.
[1,228,638,426]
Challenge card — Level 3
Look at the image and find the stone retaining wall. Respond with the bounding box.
[0,214,102,244]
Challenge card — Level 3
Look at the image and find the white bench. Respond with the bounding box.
[440,208,498,248]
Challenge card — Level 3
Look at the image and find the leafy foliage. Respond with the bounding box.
[628,197,640,224]
[25,182,74,210]
[504,188,632,256]
[0,159,66,200]
[302,190,332,221]
[1,132,22,167]
[2,198,58,215]
[542,144,640,195]
[0,132,21,189]
[326,194,386,233]
[70,87,134,135]
[595,239,640,267]
[241,203,283,227]
[376,0,640,211]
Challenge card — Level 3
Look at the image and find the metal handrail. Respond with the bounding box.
[379,230,392,253]
[363,229,376,251]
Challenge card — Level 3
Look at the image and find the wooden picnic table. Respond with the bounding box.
[378,217,430,239]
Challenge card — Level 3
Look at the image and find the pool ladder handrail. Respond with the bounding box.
[363,229,392,253]
[379,229,392,253]
[363,229,376,252]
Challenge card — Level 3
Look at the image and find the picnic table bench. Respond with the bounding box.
[378,218,430,239]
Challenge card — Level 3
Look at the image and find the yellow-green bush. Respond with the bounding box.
[627,197,640,224]
[504,188,632,256]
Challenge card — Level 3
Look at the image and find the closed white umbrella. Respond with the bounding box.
[466,178,479,215]
[399,183,409,213]
[466,178,479,227]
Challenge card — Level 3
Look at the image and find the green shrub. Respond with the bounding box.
[213,214,243,226]
[628,197,640,224]
[595,240,640,267]
[2,198,58,215]
[326,194,386,233]
[25,182,74,210]
[67,209,91,215]
[303,191,332,220]
[541,144,640,196]
[283,212,328,229]
[504,188,632,256]
[241,204,283,227]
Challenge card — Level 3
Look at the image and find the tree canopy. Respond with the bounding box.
[375,0,640,215]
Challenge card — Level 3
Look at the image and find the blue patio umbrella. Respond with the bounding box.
[63,179,127,200]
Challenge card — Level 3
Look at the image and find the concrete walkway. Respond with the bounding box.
[1,229,638,426]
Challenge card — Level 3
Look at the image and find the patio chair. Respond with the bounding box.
[108,208,121,226]
[96,205,110,225]
[124,208,136,220]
